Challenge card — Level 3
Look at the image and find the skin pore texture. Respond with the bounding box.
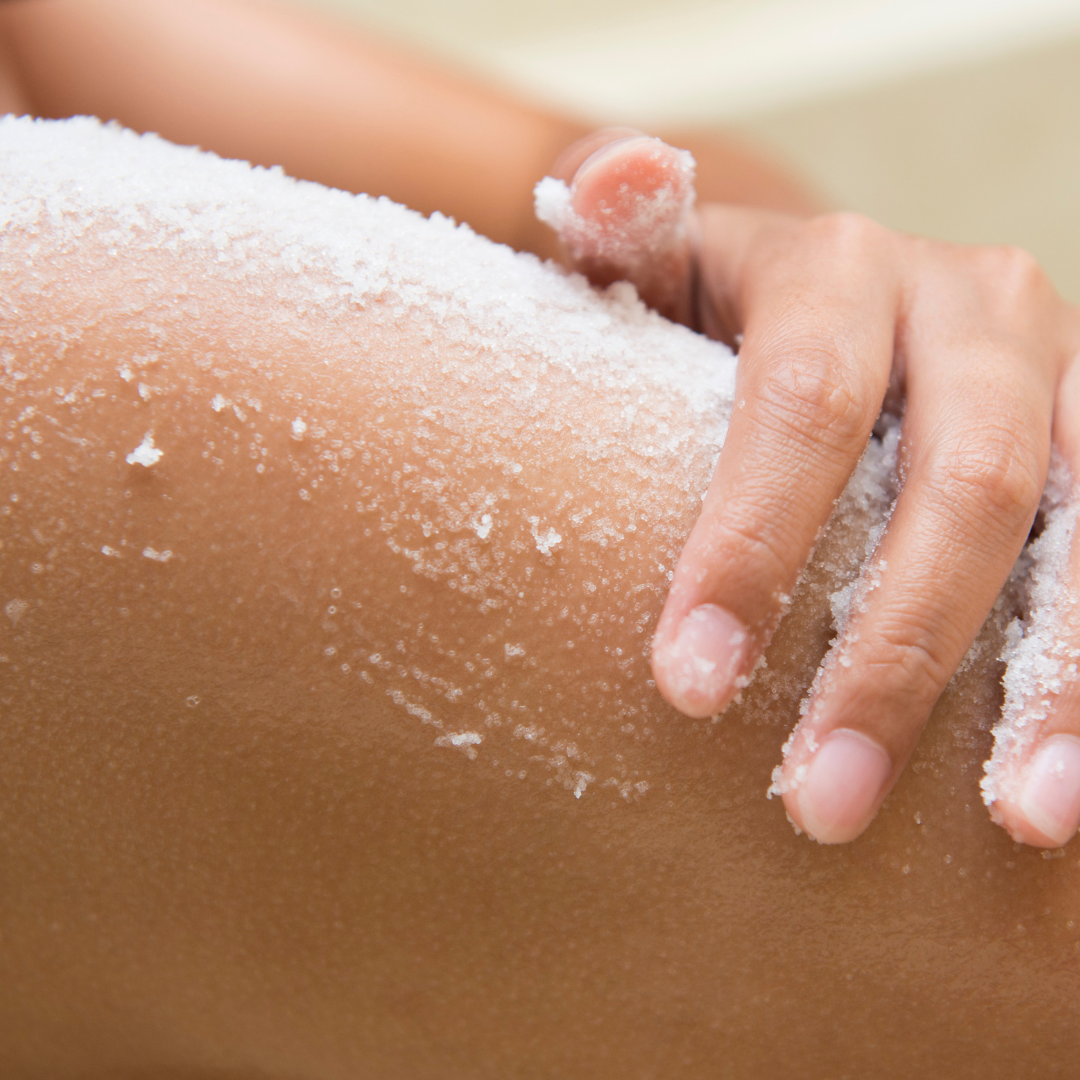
[3,118,1080,1080]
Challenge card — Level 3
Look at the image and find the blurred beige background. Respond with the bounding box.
[292,0,1080,300]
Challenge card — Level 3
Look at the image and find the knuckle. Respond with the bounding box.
[755,345,873,450]
[809,210,888,257]
[710,511,792,586]
[869,615,955,702]
[969,244,1050,307]
[929,434,1043,533]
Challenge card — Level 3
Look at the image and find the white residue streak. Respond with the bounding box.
[291,417,307,439]
[472,513,493,540]
[142,546,173,563]
[435,730,483,760]
[126,433,162,467]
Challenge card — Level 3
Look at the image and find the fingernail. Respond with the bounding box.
[1017,735,1080,847]
[656,604,748,718]
[795,729,892,844]
[571,135,652,187]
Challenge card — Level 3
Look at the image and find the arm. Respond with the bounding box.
[0,0,817,259]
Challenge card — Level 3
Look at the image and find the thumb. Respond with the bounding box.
[535,130,697,325]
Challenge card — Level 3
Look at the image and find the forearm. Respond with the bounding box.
[0,0,818,258]
[0,0,587,253]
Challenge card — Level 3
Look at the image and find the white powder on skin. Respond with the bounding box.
[0,116,1066,809]
[0,116,737,801]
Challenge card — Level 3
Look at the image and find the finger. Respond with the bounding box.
[534,132,696,323]
[650,211,898,718]
[777,258,1060,843]
[983,358,1080,847]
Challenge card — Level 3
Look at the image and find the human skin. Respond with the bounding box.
[26,0,1061,852]
[546,132,1080,849]
[0,0,816,257]
[23,0,1079,855]
[1,125,1080,1079]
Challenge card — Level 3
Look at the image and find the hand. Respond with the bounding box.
[538,130,1080,847]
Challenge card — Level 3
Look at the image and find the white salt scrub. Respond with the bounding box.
[0,116,1066,810]
[0,116,736,801]
[980,459,1080,819]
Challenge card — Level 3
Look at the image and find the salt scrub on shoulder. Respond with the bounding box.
[0,117,1066,813]
[0,116,737,801]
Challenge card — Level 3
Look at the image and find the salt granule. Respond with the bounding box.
[435,730,483,760]
[4,598,28,626]
[532,176,574,237]
[126,433,163,467]
[529,516,562,555]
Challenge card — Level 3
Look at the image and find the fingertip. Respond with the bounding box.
[651,603,748,719]
[781,728,892,845]
[568,136,695,247]
[990,734,1080,848]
